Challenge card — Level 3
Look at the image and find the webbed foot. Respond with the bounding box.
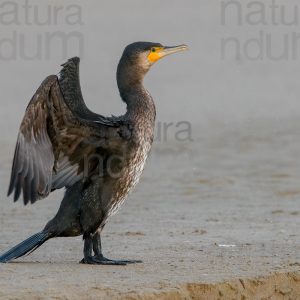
[80,256,142,265]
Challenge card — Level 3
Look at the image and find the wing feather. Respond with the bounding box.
[8,58,126,205]
[8,76,56,204]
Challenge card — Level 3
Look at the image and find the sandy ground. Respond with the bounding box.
[0,119,300,299]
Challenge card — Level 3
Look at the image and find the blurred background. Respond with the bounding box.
[1,0,300,139]
[0,1,300,296]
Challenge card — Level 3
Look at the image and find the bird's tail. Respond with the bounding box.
[0,231,51,263]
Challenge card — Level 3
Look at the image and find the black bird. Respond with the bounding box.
[0,42,188,265]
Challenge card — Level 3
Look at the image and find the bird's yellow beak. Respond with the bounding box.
[148,44,188,63]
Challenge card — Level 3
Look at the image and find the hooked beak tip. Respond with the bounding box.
[166,44,189,51]
[160,44,189,57]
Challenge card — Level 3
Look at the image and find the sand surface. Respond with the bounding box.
[1,120,300,299]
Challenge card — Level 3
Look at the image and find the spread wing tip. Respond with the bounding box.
[59,57,81,81]
[61,57,80,67]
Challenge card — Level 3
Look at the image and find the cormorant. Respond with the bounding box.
[0,42,188,265]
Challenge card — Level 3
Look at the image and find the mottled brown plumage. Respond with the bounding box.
[0,42,187,264]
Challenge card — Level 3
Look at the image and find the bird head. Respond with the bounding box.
[118,42,188,76]
[117,42,188,96]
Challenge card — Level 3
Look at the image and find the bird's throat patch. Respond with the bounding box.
[148,52,161,62]
[147,47,164,63]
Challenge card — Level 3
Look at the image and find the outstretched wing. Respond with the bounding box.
[8,76,56,204]
[58,57,121,126]
[8,58,127,205]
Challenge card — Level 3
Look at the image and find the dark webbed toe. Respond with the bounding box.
[80,255,142,265]
[97,256,142,265]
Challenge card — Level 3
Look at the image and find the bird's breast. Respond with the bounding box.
[107,133,153,217]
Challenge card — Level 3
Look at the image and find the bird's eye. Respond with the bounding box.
[151,48,156,52]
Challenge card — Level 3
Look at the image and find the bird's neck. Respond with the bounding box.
[117,63,156,126]
[123,86,156,124]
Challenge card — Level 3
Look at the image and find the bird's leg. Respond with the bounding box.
[80,234,101,264]
[92,231,142,265]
